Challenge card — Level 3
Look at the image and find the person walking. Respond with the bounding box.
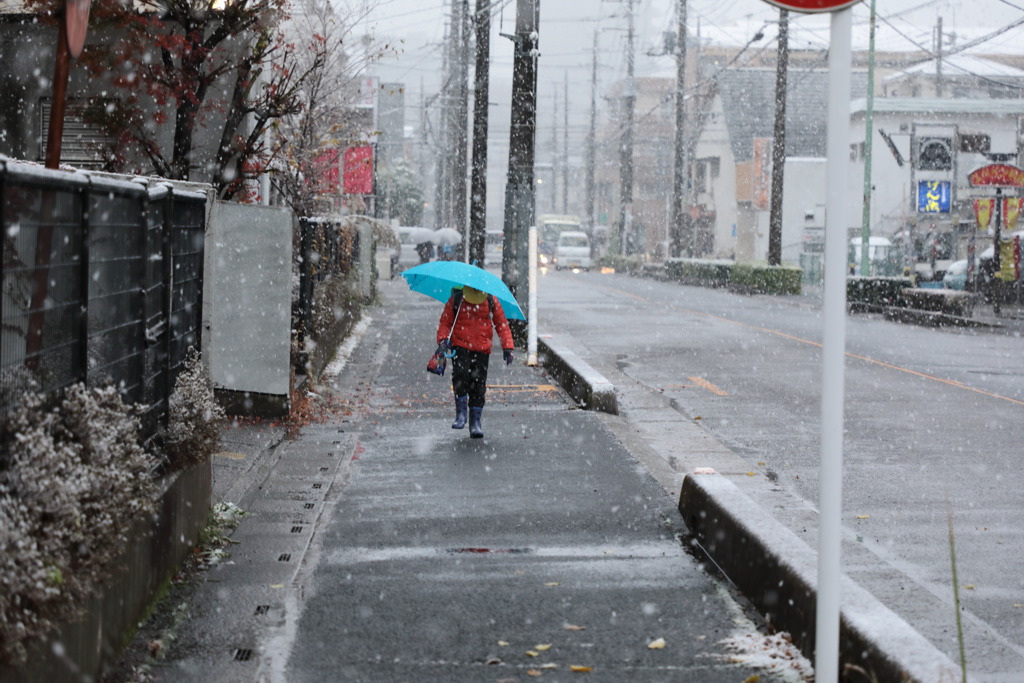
[437,285,514,438]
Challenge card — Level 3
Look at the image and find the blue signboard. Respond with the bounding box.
[917,180,951,213]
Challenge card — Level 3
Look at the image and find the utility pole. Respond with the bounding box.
[551,87,558,212]
[670,0,688,257]
[451,0,470,238]
[936,16,944,98]
[585,31,598,229]
[563,69,569,214]
[617,0,636,256]
[469,0,490,265]
[502,0,539,313]
[435,17,451,228]
[859,0,877,276]
[767,8,789,266]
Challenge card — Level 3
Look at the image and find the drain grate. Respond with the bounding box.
[278,553,291,562]
[254,605,270,616]
[290,526,303,533]
[234,648,254,661]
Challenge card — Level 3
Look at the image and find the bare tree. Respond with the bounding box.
[39,0,329,199]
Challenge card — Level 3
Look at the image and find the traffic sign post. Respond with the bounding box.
[762,0,858,12]
[761,1,853,679]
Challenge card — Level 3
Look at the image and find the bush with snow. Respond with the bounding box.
[163,348,226,471]
[0,383,157,665]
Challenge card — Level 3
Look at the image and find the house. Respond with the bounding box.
[690,67,869,262]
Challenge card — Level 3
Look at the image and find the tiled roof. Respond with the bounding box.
[715,67,869,162]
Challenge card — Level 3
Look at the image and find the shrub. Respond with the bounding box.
[665,258,733,287]
[0,384,157,665]
[730,263,803,295]
[847,276,913,311]
[164,348,226,471]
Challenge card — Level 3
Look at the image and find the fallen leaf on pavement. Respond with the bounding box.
[647,637,666,649]
[498,640,509,647]
[564,624,586,631]
[526,670,542,677]
[535,643,552,651]
[569,665,593,672]
[526,650,539,657]
[544,582,560,587]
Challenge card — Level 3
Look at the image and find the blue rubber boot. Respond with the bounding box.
[452,395,469,429]
[469,407,484,438]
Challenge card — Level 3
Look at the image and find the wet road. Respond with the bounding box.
[537,267,1024,681]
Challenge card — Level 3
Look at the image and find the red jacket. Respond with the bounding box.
[437,293,514,353]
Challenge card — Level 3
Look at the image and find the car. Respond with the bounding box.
[942,258,974,290]
[553,231,591,271]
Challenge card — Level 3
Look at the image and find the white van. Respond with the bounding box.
[553,231,591,271]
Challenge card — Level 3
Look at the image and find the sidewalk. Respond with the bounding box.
[148,279,795,682]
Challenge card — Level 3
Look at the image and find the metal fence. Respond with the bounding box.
[0,159,207,443]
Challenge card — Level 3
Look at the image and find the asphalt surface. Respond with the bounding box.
[154,279,796,682]
[534,267,1023,682]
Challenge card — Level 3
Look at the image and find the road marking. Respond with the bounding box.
[665,377,729,396]
[214,451,247,460]
[588,281,1024,408]
[487,384,560,393]
[687,376,729,396]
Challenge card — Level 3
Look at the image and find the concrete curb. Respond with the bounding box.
[679,471,959,682]
[537,335,618,414]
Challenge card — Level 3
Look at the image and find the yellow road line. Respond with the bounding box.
[687,376,729,396]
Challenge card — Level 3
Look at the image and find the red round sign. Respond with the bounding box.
[65,0,91,59]
[761,0,858,12]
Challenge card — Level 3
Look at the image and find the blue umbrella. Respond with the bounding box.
[401,261,526,320]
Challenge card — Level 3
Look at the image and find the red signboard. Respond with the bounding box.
[968,163,1024,188]
[312,149,340,193]
[761,0,858,12]
[343,146,374,195]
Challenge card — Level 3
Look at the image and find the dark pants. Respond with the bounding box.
[451,347,490,408]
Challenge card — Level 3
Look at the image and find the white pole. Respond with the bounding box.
[816,8,852,682]
[527,225,538,366]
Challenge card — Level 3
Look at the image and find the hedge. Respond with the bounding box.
[664,258,733,288]
[729,263,803,295]
[847,276,914,311]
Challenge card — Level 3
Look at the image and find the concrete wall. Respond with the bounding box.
[204,201,294,416]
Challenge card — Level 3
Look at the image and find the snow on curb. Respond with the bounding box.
[679,470,959,683]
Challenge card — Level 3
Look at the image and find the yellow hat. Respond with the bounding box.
[462,286,487,304]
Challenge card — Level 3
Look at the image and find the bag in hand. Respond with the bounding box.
[427,343,448,376]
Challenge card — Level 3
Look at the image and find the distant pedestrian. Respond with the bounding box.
[436,285,514,438]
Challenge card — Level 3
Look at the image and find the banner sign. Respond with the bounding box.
[342,146,374,195]
[968,164,1024,187]
[753,138,771,211]
[1003,197,1023,231]
[917,180,950,213]
[996,237,1020,281]
[974,199,994,231]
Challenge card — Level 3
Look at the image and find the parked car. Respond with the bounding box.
[553,231,591,271]
[942,258,975,291]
